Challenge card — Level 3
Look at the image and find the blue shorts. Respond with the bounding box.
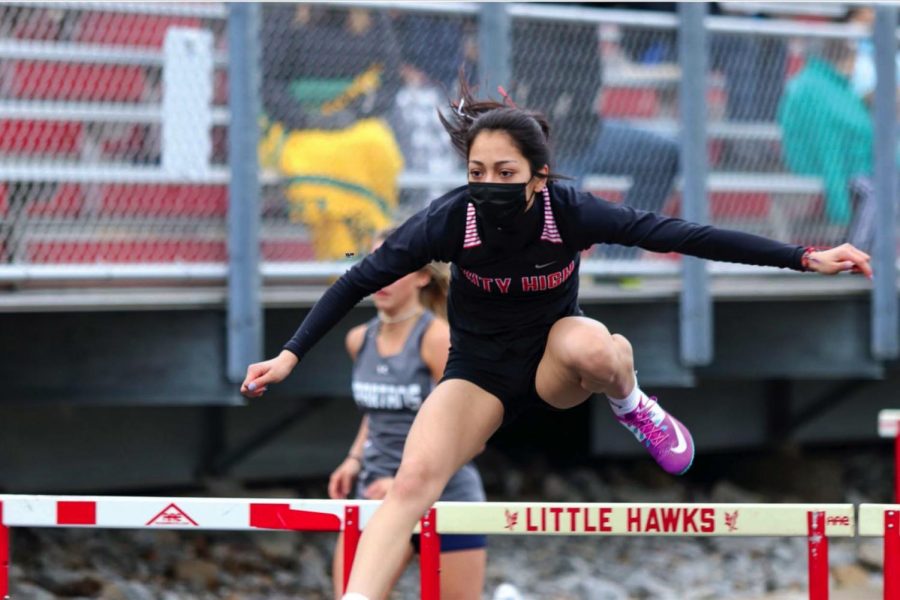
[411,532,487,553]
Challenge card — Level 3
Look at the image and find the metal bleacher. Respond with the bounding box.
[0,2,869,293]
[0,2,894,486]
[0,2,244,271]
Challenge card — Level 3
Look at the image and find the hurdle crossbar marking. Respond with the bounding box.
[433,501,855,536]
[0,495,380,531]
[2,497,853,537]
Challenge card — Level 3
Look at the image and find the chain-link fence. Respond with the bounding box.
[707,13,876,251]
[0,2,893,276]
[258,4,475,262]
[508,7,681,262]
[258,3,892,271]
[0,2,228,266]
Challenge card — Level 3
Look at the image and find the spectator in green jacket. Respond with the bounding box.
[777,39,870,228]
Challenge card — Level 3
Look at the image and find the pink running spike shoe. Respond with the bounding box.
[616,395,694,475]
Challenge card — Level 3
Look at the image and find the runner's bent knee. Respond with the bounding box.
[560,324,621,380]
[577,340,621,384]
[392,457,446,505]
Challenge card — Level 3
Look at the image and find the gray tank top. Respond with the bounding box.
[352,311,485,502]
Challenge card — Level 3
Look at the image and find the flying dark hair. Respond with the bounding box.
[439,72,561,182]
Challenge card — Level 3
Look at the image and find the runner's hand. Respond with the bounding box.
[807,244,872,278]
[240,350,298,398]
[364,477,394,500]
[328,457,361,500]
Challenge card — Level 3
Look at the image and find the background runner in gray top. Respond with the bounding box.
[352,310,485,502]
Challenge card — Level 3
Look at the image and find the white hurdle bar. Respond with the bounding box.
[0,496,855,599]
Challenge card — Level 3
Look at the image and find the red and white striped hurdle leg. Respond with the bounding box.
[807,511,829,600]
[886,510,900,600]
[895,436,900,506]
[342,505,360,594]
[420,508,440,600]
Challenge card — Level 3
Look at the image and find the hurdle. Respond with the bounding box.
[858,504,900,600]
[879,410,900,503]
[0,496,854,599]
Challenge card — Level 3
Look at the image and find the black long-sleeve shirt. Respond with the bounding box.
[285,182,805,361]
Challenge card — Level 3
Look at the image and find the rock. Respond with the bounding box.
[542,472,584,502]
[146,529,181,549]
[254,532,297,561]
[102,580,158,600]
[858,540,885,569]
[35,567,104,596]
[274,569,300,588]
[610,481,686,503]
[296,543,331,591]
[493,582,525,600]
[579,577,629,600]
[833,563,870,587]
[174,558,220,589]
[828,539,860,566]
[767,539,808,589]
[682,585,727,599]
[141,529,185,574]
[10,582,56,600]
[710,480,766,504]
[569,468,611,501]
[623,569,679,600]
[746,453,844,503]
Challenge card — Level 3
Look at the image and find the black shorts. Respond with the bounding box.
[441,342,549,426]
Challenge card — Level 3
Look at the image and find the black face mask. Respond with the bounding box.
[468,182,533,232]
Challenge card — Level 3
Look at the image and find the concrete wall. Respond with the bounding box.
[0,293,894,492]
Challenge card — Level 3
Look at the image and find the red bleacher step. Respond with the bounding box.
[0,120,83,155]
[11,62,146,102]
[74,13,201,47]
[20,184,229,218]
[26,239,316,263]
